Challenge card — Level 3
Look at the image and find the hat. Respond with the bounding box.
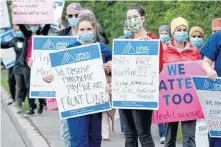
[189,26,204,38]
[211,18,221,30]
[159,25,170,34]
[66,3,82,15]
[170,17,188,34]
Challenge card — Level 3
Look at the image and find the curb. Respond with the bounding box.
[1,87,50,147]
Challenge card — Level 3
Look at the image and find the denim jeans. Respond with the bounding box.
[60,120,70,147]
[165,120,196,147]
[119,109,155,147]
[158,124,165,137]
[67,113,102,147]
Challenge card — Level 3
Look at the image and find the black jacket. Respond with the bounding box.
[1,37,27,74]
[18,24,51,65]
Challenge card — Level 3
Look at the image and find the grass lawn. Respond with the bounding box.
[1,69,29,111]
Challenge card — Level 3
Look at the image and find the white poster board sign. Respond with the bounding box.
[49,43,111,119]
[192,76,221,138]
[30,36,77,98]
[112,39,160,110]
[1,48,16,68]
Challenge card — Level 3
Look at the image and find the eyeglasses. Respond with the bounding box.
[68,14,79,18]
[192,35,202,38]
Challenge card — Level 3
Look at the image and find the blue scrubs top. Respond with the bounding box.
[201,31,221,77]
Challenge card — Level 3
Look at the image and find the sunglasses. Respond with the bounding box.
[67,14,79,18]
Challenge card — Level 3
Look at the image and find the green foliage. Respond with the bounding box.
[64,0,221,46]
[7,0,221,46]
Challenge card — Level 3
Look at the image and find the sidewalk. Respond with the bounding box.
[1,87,183,147]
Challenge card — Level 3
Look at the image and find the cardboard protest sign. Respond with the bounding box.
[112,39,160,110]
[192,76,221,138]
[30,36,77,99]
[49,43,111,119]
[0,0,11,28]
[152,61,205,124]
[12,0,54,24]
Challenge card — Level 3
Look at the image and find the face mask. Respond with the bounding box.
[190,37,203,48]
[15,31,24,38]
[78,32,95,42]
[173,31,188,43]
[127,18,143,33]
[160,34,170,43]
[124,30,133,38]
[68,18,79,27]
[30,26,40,33]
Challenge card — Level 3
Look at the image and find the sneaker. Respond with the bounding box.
[160,137,165,144]
[37,105,44,114]
[24,109,35,117]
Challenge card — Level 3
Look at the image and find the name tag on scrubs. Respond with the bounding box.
[17,42,23,48]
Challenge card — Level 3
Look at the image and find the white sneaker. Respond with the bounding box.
[160,137,165,144]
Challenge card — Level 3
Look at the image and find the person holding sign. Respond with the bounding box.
[1,24,28,112]
[163,17,200,147]
[64,12,112,147]
[17,24,51,116]
[201,31,221,147]
[105,4,164,147]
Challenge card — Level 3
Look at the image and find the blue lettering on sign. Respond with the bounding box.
[162,93,193,106]
[50,43,101,67]
[167,64,185,75]
[160,63,195,105]
[113,40,159,55]
[33,36,77,50]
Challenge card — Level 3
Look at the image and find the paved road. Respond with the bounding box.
[1,105,27,147]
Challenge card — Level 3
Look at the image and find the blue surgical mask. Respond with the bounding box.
[30,26,40,33]
[160,34,170,43]
[173,32,188,43]
[15,31,24,38]
[68,18,79,27]
[124,30,133,38]
[78,32,95,42]
[190,37,203,48]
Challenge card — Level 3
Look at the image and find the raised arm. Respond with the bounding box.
[41,24,51,35]
[18,24,32,39]
[1,39,14,49]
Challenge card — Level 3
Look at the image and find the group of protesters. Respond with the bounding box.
[1,2,221,147]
